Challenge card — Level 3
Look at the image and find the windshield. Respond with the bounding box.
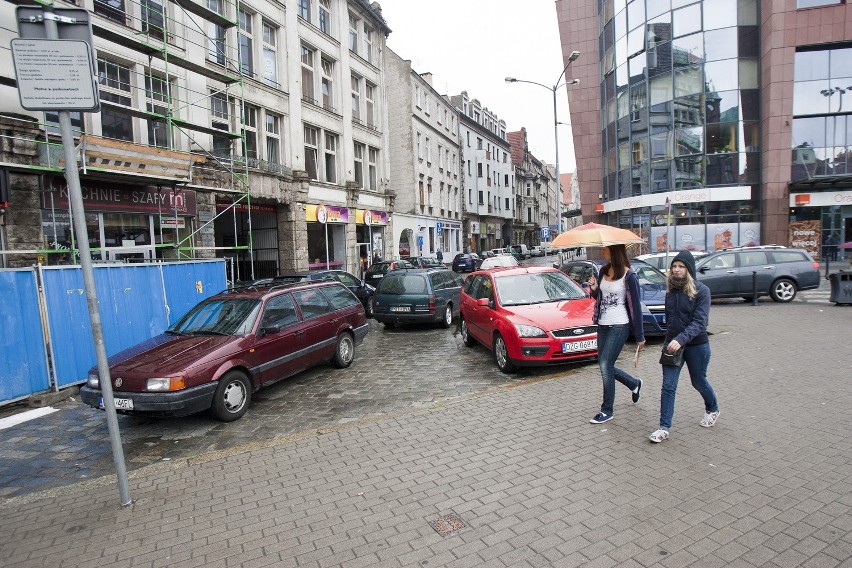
[495,272,586,306]
[378,274,428,295]
[170,299,261,336]
[632,264,667,286]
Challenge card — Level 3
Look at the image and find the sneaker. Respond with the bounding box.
[632,379,643,404]
[649,429,669,443]
[590,412,613,424]
[700,411,720,428]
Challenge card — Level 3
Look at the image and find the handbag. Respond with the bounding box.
[660,346,684,366]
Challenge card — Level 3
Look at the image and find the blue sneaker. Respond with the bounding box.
[632,379,643,404]
[590,412,613,424]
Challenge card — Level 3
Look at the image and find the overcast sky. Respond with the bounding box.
[377,0,577,174]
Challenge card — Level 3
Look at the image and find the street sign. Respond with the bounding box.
[541,227,550,240]
[417,236,424,247]
[436,222,443,235]
[11,39,99,111]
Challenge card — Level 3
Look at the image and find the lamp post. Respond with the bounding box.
[506,50,580,257]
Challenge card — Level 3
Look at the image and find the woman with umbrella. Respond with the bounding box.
[553,223,646,424]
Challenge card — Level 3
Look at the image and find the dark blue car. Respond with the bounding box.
[556,258,667,337]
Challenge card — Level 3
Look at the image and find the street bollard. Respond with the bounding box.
[752,271,759,306]
[825,257,831,279]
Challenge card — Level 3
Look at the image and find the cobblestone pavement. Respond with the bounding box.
[0,279,850,567]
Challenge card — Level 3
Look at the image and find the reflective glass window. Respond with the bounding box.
[738,26,759,58]
[672,0,697,8]
[647,17,672,48]
[704,59,739,93]
[706,153,738,186]
[616,63,629,87]
[829,47,852,78]
[618,87,630,118]
[676,126,704,155]
[704,28,737,62]
[674,65,702,97]
[740,152,760,183]
[793,80,831,115]
[673,3,701,38]
[630,80,648,111]
[794,51,830,81]
[703,0,736,30]
[739,59,759,89]
[651,161,672,191]
[647,0,671,19]
[651,131,674,160]
[742,121,760,152]
[674,94,705,127]
[618,141,631,169]
[615,8,627,39]
[616,35,628,63]
[738,0,758,25]
[602,18,615,50]
[674,156,704,189]
[650,72,673,106]
[627,0,645,30]
[706,90,740,123]
[633,136,649,166]
[648,43,672,77]
[797,0,842,7]
[706,122,738,154]
[672,33,703,67]
[627,26,645,57]
[740,90,760,121]
[629,52,647,80]
[792,116,825,148]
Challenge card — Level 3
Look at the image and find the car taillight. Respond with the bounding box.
[428,294,436,314]
[812,262,819,269]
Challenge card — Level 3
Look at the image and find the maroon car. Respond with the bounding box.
[80,281,369,421]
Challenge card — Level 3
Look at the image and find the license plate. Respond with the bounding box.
[562,339,597,353]
[390,306,411,312]
[98,397,134,410]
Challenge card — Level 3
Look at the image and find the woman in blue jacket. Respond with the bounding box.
[587,244,645,424]
[649,250,719,443]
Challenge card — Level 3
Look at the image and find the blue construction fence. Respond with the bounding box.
[0,260,226,406]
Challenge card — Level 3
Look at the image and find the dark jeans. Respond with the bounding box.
[597,323,641,415]
[659,342,718,430]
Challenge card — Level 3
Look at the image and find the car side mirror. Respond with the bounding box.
[476,297,490,307]
[257,325,280,337]
[699,266,709,273]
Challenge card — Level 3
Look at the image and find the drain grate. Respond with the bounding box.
[428,512,467,536]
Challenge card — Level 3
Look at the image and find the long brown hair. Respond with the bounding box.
[601,244,630,280]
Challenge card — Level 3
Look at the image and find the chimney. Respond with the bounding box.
[420,72,433,86]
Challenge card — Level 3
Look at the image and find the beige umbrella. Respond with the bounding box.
[550,222,644,248]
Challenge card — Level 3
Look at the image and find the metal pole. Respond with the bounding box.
[44,9,131,506]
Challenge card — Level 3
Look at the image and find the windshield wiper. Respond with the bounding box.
[190,330,229,336]
[165,329,185,336]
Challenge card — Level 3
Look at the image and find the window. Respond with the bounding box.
[477,163,483,177]
[354,143,365,187]
[211,92,228,120]
[368,147,378,190]
[415,85,421,108]
[265,112,280,164]
[424,95,430,115]
[101,107,133,141]
[238,9,254,76]
[417,132,422,159]
[97,58,131,99]
[304,125,319,179]
[301,46,315,102]
[211,93,231,158]
[145,71,169,147]
[94,0,126,24]
[364,26,374,63]
[349,14,359,54]
[321,57,334,111]
[438,144,443,169]
[425,136,431,163]
[97,58,133,140]
[242,104,258,160]
[365,82,375,127]
[319,0,331,34]
[262,22,277,87]
[477,137,482,150]
[324,132,338,183]
[141,0,165,41]
[207,0,226,65]
[351,74,361,121]
[298,0,310,21]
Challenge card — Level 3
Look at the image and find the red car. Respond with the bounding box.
[459,266,597,373]
[80,281,368,421]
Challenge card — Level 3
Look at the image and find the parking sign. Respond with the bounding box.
[436,222,443,234]
[541,227,550,240]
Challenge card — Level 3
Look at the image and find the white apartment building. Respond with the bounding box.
[508,128,558,247]
[0,0,392,280]
[384,49,462,261]
[449,92,513,252]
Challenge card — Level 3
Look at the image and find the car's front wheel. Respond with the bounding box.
[332,332,355,368]
[770,278,797,303]
[440,303,453,328]
[211,371,252,422]
[493,333,517,374]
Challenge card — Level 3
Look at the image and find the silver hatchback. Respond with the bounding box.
[695,248,820,302]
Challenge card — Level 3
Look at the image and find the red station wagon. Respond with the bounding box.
[80,281,369,421]
[459,266,598,373]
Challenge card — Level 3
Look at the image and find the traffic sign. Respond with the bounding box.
[541,227,550,240]
[417,236,424,247]
[436,222,443,235]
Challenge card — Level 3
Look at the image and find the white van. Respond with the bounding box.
[510,244,530,259]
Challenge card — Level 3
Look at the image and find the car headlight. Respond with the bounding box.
[145,377,186,391]
[640,301,650,314]
[87,373,99,388]
[515,324,547,338]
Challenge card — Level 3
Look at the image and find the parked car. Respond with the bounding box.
[695,248,819,302]
[479,254,520,270]
[452,252,481,273]
[530,245,544,257]
[272,270,375,317]
[372,268,464,328]
[364,259,415,286]
[510,244,530,259]
[402,255,445,269]
[79,281,369,421]
[459,266,598,373]
[557,258,668,337]
[635,250,711,273]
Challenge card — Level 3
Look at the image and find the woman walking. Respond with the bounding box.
[649,251,719,443]
[587,244,645,424]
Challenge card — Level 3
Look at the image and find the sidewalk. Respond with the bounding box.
[1,303,850,567]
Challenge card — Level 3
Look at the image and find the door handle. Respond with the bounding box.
[295,330,305,336]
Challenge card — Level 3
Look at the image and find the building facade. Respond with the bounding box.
[0,0,394,280]
[508,128,558,247]
[384,49,463,261]
[450,92,514,253]
[556,0,852,259]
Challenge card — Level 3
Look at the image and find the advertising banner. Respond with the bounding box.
[305,204,349,223]
[788,220,821,259]
[355,209,388,225]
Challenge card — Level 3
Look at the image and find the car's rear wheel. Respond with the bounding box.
[460,318,477,347]
[493,333,516,374]
[770,278,797,303]
[440,304,453,328]
[332,332,355,368]
[211,371,252,422]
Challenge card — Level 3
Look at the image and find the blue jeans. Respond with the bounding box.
[597,324,641,415]
[660,342,718,430]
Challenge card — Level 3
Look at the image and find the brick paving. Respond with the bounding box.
[1,287,850,566]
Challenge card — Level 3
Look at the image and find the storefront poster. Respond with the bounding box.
[707,224,736,251]
[355,209,388,225]
[672,225,706,252]
[788,220,821,259]
[739,223,761,248]
[306,204,349,223]
[650,226,674,252]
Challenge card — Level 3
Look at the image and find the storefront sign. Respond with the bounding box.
[355,209,388,225]
[305,204,349,223]
[604,186,752,213]
[43,179,197,215]
[788,220,821,259]
[789,190,852,207]
[215,200,277,214]
[159,217,186,229]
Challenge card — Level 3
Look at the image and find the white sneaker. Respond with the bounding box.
[649,429,669,443]
[700,411,719,428]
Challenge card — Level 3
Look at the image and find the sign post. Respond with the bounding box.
[14,7,131,506]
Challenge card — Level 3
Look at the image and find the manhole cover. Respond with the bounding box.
[428,512,466,536]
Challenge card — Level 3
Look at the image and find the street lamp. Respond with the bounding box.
[506,50,580,255]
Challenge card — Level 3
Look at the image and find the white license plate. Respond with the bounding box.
[99,397,134,410]
[562,339,597,353]
[390,306,411,312]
